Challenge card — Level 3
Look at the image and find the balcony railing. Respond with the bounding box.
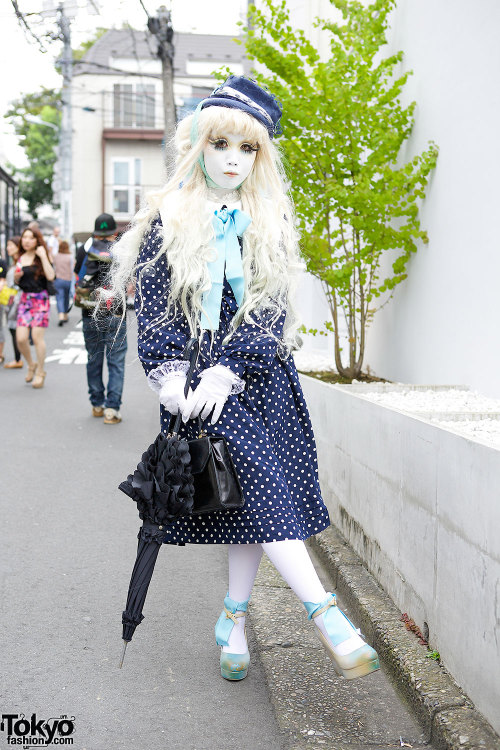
[103,85,160,130]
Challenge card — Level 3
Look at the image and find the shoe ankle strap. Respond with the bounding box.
[222,607,246,625]
[215,593,250,647]
[223,593,249,614]
[303,593,337,620]
[303,593,362,638]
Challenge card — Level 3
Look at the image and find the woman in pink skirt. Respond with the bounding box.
[14,227,55,389]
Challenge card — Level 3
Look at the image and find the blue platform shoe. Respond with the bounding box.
[215,593,250,681]
[304,593,380,680]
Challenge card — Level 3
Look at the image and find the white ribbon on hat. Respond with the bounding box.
[216,84,274,126]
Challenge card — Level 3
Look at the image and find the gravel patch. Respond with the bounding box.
[293,351,336,372]
[429,417,500,449]
[355,387,500,414]
[345,385,500,450]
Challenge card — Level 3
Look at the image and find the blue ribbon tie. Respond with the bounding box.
[201,207,251,330]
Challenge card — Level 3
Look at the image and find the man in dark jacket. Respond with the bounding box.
[74,213,127,424]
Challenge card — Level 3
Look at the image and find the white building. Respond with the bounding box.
[72,29,247,239]
[255,0,500,398]
[363,0,500,399]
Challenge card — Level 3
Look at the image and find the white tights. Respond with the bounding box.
[224,540,364,655]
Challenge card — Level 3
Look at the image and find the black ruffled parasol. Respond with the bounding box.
[118,425,195,667]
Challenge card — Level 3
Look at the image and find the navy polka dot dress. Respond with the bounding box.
[135,216,331,544]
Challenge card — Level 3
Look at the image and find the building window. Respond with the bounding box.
[176,88,212,122]
[112,158,142,215]
[113,84,155,128]
[136,84,155,127]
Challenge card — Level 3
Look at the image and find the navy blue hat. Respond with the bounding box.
[200,75,282,139]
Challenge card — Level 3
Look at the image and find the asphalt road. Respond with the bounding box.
[1,304,441,750]
[0,306,286,750]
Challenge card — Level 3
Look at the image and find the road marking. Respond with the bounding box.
[63,331,85,346]
[45,347,88,365]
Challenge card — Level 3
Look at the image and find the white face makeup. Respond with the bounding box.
[203,131,258,190]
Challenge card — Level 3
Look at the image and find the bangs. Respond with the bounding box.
[198,106,267,145]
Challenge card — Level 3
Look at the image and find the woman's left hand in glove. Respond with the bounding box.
[181,364,237,424]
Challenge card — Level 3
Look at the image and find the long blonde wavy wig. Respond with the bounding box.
[103,105,304,354]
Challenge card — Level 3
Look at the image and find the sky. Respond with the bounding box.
[0,0,247,166]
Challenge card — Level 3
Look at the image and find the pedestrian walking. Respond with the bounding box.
[53,240,72,326]
[106,76,380,682]
[46,225,60,259]
[2,236,23,369]
[74,213,127,424]
[14,227,55,388]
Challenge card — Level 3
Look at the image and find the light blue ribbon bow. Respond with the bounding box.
[201,207,252,330]
[214,594,250,647]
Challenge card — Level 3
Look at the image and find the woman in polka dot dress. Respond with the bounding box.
[107,76,380,682]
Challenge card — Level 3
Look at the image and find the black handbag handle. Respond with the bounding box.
[169,337,201,435]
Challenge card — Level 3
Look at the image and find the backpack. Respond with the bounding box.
[74,239,113,310]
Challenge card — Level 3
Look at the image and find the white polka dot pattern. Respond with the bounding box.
[135,216,331,544]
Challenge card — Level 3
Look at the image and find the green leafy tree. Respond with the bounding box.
[72,27,108,61]
[5,88,61,217]
[243,0,438,378]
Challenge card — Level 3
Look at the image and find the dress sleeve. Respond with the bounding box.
[135,218,190,383]
[216,305,287,377]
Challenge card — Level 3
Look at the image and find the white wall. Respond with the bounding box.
[364,0,500,397]
[72,72,165,235]
[259,0,500,388]
[104,140,165,222]
[72,73,105,236]
[285,0,341,61]
[301,375,500,734]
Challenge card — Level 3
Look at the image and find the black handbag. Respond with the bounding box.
[169,337,244,516]
[119,338,244,523]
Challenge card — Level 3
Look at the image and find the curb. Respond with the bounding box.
[309,526,500,750]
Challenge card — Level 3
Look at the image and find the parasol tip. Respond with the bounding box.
[118,640,129,669]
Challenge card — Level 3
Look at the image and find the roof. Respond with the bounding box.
[74,28,248,77]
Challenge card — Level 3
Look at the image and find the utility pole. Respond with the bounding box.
[57,3,73,241]
[147,6,176,173]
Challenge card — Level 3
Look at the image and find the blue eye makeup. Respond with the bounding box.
[209,138,228,151]
[241,143,260,154]
[208,138,260,154]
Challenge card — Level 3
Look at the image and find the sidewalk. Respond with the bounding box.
[2,312,498,749]
[248,524,500,750]
[0,315,284,750]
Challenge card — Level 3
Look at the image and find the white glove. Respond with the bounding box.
[159,376,190,415]
[181,365,237,424]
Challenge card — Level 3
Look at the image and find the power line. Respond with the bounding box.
[72,58,161,78]
[72,81,162,98]
[10,0,48,52]
[137,0,151,19]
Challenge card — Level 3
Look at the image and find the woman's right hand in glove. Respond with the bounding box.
[159,377,190,415]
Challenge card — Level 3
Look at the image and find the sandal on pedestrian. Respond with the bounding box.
[4,360,23,369]
[215,594,250,681]
[25,362,37,383]
[32,370,47,389]
[304,593,380,680]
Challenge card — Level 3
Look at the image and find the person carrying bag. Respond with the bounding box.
[104,75,380,684]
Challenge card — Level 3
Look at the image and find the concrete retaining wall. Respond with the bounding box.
[299,375,500,734]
